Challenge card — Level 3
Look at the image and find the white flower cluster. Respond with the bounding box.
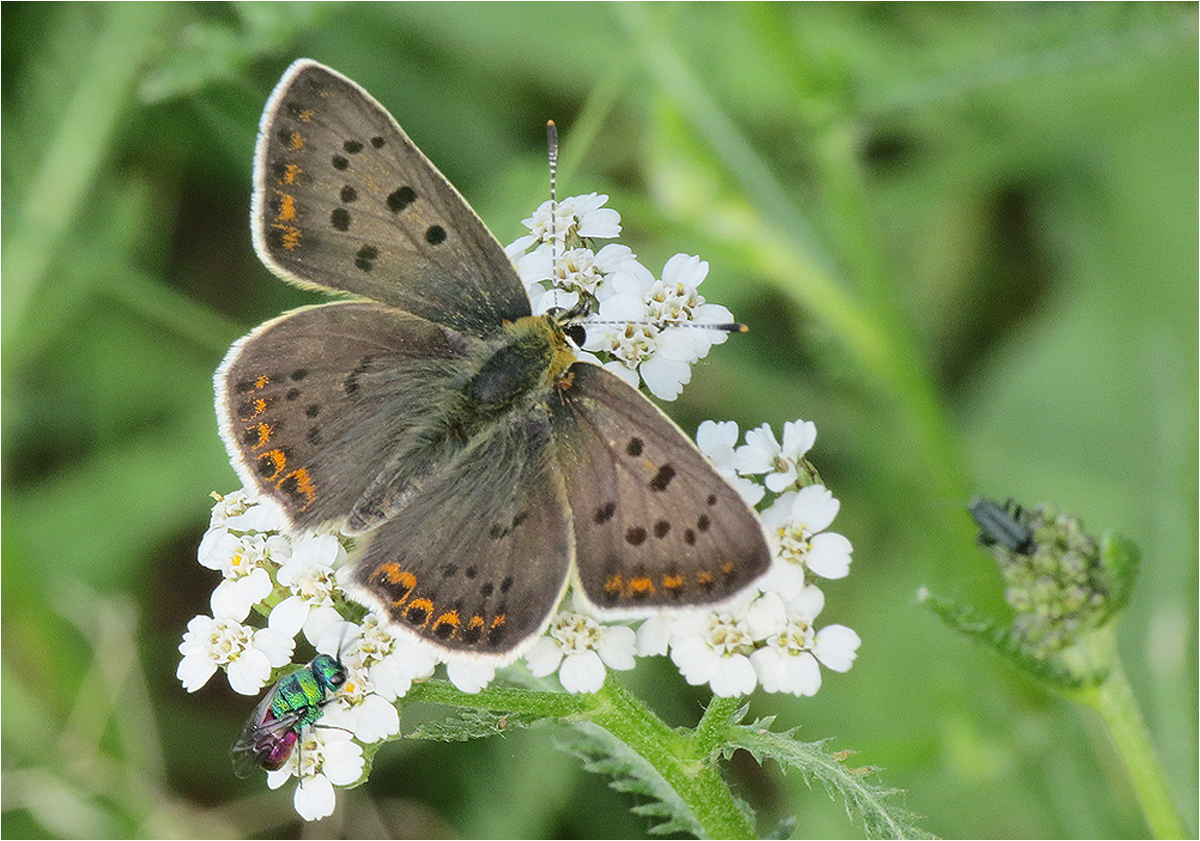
[505,193,736,400]
[185,197,860,821]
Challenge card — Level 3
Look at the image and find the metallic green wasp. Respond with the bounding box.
[231,652,347,777]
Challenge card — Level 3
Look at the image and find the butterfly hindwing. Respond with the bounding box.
[216,301,471,529]
[347,405,573,662]
[550,363,771,613]
[252,59,531,337]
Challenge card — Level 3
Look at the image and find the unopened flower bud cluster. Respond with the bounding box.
[993,504,1108,658]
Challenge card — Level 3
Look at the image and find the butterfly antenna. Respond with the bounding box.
[547,120,559,310]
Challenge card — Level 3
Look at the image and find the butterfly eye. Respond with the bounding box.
[565,324,587,347]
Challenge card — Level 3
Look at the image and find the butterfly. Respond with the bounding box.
[216,59,771,664]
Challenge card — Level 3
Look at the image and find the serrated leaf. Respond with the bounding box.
[724,721,932,840]
[558,722,706,838]
[920,589,1085,688]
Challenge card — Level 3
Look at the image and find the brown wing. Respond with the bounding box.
[216,301,468,530]
[347,404,573,663]
[549,363,770,614]
[252,59,530,337]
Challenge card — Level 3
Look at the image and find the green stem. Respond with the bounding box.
[405,676,754,839]
[592,678,754,839]
[1071,628,1187,839]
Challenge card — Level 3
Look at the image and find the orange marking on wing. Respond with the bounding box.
[720,562,734,575]
[258,449,287,481]
[272,223,302,250]
[297,108,314,123]
[288,131,304,151]
[275,191,296,222]
[255,375,270,390]
[282,163,303,184]
[253,422,273,448]
[696,571,713,586]
[407,598,434,627]
[490,614,507,630]
[281,467,317,509]
[604,574,623,595]
[662,574,684,591]
[467,615,486,631]
[434,610,461,633]
[628,576,656,597]
[376,563,414,587]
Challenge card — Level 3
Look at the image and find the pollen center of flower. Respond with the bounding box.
[209,618,253,664]
[549,612,604,654]
[703,614,754,656]
[769,621,814,655]
[776,525,812,565]
[293,568,336,601]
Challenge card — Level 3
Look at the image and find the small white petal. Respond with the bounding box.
[764,468,799,493]
[640,355,691,401]
[635,615,674,656]
[813,625,861,672]
[320,739,365,785]
[735,424,780,475]
[744,592,787,639]
[791,485,840,533]
[253,627,297,667]
[225,499,289,532]
[293,774,336,821]
[597,625,637,671]
[302,605,347,647]
[351,695,399,743]
[709,656,757,697]
[524,637,565,677]
[446,660,495,694]
[780,420,817,459]
[176,654,218,693]
[602,360,641,390]
[671,638,720,684]
[787,584,826,620]
[806,532,853,579]
[757,562,808,602]
[559,650,606,693]
[226,648,272,695]
[267,595,309,637]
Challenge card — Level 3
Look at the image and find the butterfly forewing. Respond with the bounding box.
[550,363,771,613]
[348,406,573,661]
[217,301,469,529]
[253,60,531,337]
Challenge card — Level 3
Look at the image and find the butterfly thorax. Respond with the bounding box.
[462,314,576,410]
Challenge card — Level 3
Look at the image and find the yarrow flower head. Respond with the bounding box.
[505,194,739,401]
[524,598,637,693]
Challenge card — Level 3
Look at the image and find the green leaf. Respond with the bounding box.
[559,721,706,838]
[723,721,932,840]
[920,588,1085,689]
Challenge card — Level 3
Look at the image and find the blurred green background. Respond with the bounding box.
[3,3,1196,838]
